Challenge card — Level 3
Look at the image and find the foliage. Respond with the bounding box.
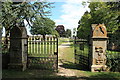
[77,11,91,39]
[1,0,53,49]
[77,2,120,39]
[65,29,71,38]
[30,18,56,35]
[52,30,60,37]
[106,52,120,72]
[2,1,52,29]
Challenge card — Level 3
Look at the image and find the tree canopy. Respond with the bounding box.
[1,0,54,49]
[65,29,71,38]
[77,2,120,39]
[1,0,53,36]
[30,18,56,35]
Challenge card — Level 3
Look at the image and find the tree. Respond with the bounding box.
[65,29,71,38]
[1,0,53,49]
[77,2,120,39]
[73,28,76,37]
[30,18,56,35]
[77,11,91,39]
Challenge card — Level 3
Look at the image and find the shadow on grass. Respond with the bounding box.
[2,72,120,80]
[2,69,120,80]
[88,73,120,80]
[2,59,120,80]
[59,59,90,71]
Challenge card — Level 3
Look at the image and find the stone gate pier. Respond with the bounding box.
[90,24,108,72]
[8,23,28,71]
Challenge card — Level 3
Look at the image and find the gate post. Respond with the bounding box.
[8,23,28,71]
[90,24,108,72]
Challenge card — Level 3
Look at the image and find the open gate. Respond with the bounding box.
[27,35,58,70]
[74,37,90,70]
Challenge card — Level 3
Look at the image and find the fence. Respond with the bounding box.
[27,35,58,70]
[74,37,90,70]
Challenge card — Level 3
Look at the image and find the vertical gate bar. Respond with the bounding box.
[42,36,44,54]
[26,36,30,68]
[44,36,46,55]
[27,36,29,68]
[48,36,50,55]
[74,36,76,64]
[56,37,58,70]
[33,35,34,54]
[49,36,51,55]
[52,37,53,54]
[55,37,56,52]
[37,35,38,54]
[28,37,29,54]
[50,37,52,55]
[40,36,41,55]
[34,35,36,55]
[38,35,40,55]
[29,36,30,55]
[31,36,33,55]
[28,36,31,54]
[32,36,33,55]
[30,36,32,55]
[54,37,55,53]
[46,36,47,55]
[29,36,31,55]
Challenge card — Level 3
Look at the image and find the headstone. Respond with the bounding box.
[90,24,108,72]
[8,23,28,71]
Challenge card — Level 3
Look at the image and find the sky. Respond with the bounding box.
[2,0,90,36]
[25,0,90,35]
[49,0,90,32]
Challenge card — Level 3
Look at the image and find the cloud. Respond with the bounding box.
[54,0,90,33]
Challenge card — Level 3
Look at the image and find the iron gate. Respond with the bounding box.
[27,35,58,70]
[74,37,90,70]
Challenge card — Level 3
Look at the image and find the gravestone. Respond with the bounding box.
[90,24,108,72]
[9,23,28,71]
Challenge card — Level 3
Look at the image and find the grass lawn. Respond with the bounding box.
[2,38,120,79]
[58,37,70,45]
[58,38,120,79]
[2,69,120,79]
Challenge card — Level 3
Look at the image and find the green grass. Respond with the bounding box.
[2,38,120,79]
[59,45,74,63]
[58,39,120,78]
[2,69,120,79]
[58,38,70,45]
[75,44,89,56]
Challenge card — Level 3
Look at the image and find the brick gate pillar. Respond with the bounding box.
[90,24,108,72]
